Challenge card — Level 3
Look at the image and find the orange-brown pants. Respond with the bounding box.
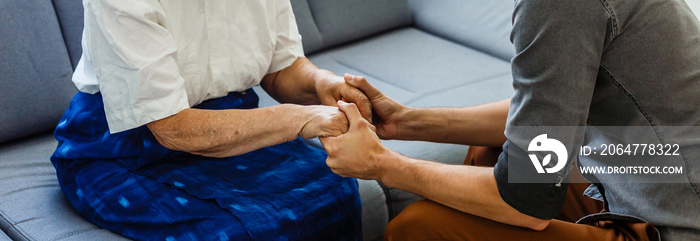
[384,146,657,241]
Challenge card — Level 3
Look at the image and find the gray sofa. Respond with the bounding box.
[0,0,515,240]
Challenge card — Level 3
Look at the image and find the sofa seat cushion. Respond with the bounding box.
[307,28,511,98]
[0,133,128,241]
[0,230,10,241]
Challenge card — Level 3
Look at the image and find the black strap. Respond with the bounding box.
[594,182,610,212]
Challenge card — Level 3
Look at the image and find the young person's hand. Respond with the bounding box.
[344,74,408,140]
[315,74,373,123]
[320,101,398,180]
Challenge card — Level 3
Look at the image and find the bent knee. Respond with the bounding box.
[384,200,441,241]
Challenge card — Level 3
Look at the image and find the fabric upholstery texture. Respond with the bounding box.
[409,0,515,61]
[356,180,389,241]
[291,0,412,55]
[0,0,77,143]
[407,73,514,108]
[0,231,10,241]
[308,28,511,94]
[289,0,325,54]
[307,0,412,49]
[51,0,84,69]
[0,134,128,241]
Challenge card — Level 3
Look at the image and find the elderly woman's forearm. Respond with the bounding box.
[147,105,306,158]
[261,57,327,105]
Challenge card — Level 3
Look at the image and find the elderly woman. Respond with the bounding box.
[50,0,370,240]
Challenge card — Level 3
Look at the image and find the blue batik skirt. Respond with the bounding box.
[50,89,362,241]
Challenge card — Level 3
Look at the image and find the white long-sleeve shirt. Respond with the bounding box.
[72,0,304,133]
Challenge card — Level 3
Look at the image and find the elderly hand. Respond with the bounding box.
[319,101,398,180]
[315,73,373,123]
[343,74,408,140]
[298,105,350,139]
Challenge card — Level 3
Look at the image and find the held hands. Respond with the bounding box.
[296,72,378,140]
[343,74,408,140]
[320,101,398,180]
[297,105,349,139]
[314,74,373,123]
[305,72,408,180]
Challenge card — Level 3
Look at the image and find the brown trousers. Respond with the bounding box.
[384,146,657,241]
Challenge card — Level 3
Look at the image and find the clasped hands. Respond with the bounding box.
[303,73,406,181]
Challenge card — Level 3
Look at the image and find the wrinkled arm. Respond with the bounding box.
[260,57,326,105]
[148,104,348,158]
[147,59,354,158]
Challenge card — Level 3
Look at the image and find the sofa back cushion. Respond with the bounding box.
[52,0,85,69]
[409,0,515,61]
[0,0,78,143]
[291,0,412,54]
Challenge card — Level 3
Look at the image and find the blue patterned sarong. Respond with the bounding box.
[50,89,362,241]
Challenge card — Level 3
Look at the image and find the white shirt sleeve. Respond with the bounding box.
[267,0,306,74]
[85,0,189,133]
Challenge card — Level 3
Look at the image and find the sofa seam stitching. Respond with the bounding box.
[403,72,512,106]
[377,182,394,220]
[49,0,77,70]
[50,226,101,241]
[331,58,416,94]
[412,26,513,62]
[304,0,326,47]
[0,209,33,241]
